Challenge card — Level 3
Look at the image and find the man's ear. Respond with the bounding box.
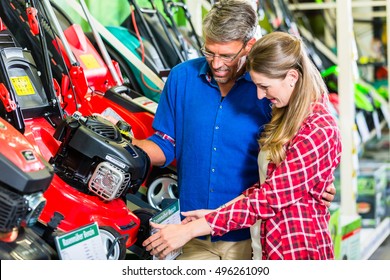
[245,37,257,52]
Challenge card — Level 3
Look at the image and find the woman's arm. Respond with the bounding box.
[143,194,247,258]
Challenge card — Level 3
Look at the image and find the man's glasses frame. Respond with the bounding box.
[200,42,247,63]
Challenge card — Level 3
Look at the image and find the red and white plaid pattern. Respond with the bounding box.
[205,102,342,260]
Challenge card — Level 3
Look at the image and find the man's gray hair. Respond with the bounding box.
[202,0,258,43]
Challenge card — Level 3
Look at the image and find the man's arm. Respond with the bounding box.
[132,139,166,166]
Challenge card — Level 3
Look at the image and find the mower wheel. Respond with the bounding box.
[99,226,127,260]
[146,174,178,210]
[131,208,157,259]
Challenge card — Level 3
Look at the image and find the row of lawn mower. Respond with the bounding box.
[0,0,183,260]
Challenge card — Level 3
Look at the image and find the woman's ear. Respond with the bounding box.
[287,69,299,86]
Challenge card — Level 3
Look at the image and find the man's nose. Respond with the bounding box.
[211,56,225,68]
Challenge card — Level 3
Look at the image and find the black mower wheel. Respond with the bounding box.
[99,226,127,260]
[130,208,157,259]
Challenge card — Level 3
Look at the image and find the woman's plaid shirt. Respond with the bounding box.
[205,102,342,260]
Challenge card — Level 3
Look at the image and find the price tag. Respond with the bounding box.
[55,222,107,260]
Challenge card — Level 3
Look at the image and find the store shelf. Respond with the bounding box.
[360,217,390,260]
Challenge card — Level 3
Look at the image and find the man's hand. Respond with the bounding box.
[322,184,336,208]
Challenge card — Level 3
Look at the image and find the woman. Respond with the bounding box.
[143,31,342,260]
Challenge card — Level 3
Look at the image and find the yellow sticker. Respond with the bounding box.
[79,54,101,69]
[10,76,36,96]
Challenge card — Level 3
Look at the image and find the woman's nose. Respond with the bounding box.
[257,90,266,100]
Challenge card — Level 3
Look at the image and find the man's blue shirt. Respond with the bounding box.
[149,57,272,242]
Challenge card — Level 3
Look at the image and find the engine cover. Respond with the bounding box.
[50,112,150,200]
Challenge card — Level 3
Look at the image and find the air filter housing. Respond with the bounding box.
[50,112,150,201]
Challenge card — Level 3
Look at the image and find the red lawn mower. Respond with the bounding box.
[0,9,154,259]
[0,117,57,259]
[0,0,179,211]
[0,0,156,133]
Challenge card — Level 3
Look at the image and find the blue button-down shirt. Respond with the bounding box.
[149,57,272,242]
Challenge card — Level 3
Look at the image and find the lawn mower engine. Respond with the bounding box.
[50,112,150,201]
[0,117,56,259]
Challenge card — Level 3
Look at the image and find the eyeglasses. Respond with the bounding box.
[200,43,246,63]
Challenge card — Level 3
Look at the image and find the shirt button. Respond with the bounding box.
[215,126,219,129]
[219,105,223,109]
[210,189,214,192]
[213,147,217,151]
[211,168,215,172]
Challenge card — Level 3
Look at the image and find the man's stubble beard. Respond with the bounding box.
[213,56,247,84]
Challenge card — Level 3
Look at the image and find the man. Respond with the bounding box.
[133,0,335,260]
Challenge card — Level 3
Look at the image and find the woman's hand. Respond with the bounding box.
[142,222,193,259]
[181,209,213,224]
[143,218,212,259]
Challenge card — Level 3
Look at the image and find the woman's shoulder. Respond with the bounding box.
[294,101,339,137]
